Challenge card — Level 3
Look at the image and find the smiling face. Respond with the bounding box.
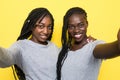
[31,15,53,45]
[68,13,88,44]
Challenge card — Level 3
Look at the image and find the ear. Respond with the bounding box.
[31,25,36,31]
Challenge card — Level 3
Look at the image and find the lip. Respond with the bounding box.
[74,34,82,38]
[40,35,48,39]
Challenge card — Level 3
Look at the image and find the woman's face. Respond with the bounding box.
[31,15,53,45]
[68,13,88,43]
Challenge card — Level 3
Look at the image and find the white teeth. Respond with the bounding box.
[41,35,47,39]
[75,34,82,38]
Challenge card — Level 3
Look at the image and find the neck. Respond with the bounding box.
[70,37,88,51]
[30,37,48,45]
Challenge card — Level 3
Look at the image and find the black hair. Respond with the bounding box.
[12,7,54,80]
[56,7,87,80]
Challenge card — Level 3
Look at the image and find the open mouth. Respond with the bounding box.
[74,34,82,38]
[40,35,48,39]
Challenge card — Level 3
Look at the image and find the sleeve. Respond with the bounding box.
[91,40,106,50]
[90,40,106,59]
[0,42,20,68]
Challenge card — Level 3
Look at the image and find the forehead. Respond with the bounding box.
[36,15,52,24]
[68,13,86,24]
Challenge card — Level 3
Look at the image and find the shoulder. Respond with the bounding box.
[81,40,105,52]
[84,40,105,53]
[86,40,105,48]
[91,40,105,45]
[10,39,31,49]
[47,41,60,52]
[48,41,58,48]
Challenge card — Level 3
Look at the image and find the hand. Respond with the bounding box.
[80,35,96,47]
[117,29,120,50]
[87,35,96,43]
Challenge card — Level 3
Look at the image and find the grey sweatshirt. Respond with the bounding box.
[0,39,59,80]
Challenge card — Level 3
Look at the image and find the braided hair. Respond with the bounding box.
[56,7,87,80]
[12,7,54,80]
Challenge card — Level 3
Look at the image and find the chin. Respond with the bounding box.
[74,38,84,44]
[39,41,48,45]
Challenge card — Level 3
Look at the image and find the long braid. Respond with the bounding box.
[12,7,54,80]
[56,7,87,80]
[56,11,71,80]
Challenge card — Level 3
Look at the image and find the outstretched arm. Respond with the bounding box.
[0,47,18,67]
[117,29,120,50]
[93,29,120,59]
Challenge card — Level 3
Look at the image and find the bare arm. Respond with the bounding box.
[117,29,120,50]
[93,29,120,59]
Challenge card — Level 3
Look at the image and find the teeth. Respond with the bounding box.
[41,35,47,38]
[75,34,81,38]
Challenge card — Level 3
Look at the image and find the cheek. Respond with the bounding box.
[68,30,73,37]
[48,29,52,33]
[80,27,87,33]
[68,28,73,33]
[80,26,87,30]
[68,30,72,34]
[32,27,40,32]
[81,28,85,30]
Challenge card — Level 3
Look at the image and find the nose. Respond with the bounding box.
[74,26,80,33]
[43,27,48,34]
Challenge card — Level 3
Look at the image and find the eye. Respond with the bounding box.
[48,25,52,30]
[78,23,85,28]
[36,24,45,29]
[68,25,75,30]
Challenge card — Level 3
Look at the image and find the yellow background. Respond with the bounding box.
[0,0,120,80]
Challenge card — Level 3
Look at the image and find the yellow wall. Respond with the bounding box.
[0,0,120,80]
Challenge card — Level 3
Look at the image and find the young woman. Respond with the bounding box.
[0,7,59,80]
[56,7,120,80]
